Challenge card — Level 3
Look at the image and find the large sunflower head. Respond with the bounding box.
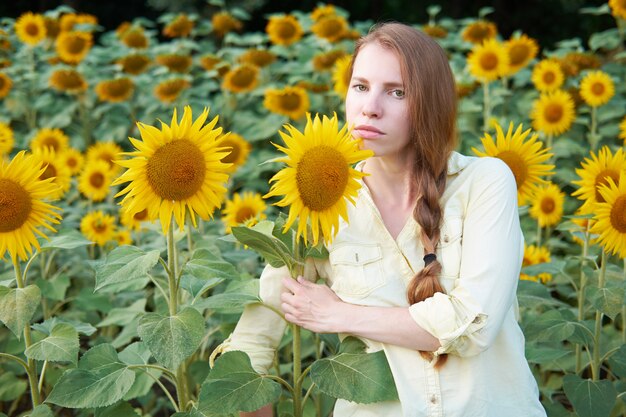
[43,16,60,40]
[238,49,277,68]
[0,122,14,155]
[222,191,267,233]
[579,70,615,108]
[609,0,626,20]
[311,15,349,43]
[529,182,565,227]
[154,78,191,103]
[264,113,374,245]
[59,13,97,32]
[49,68,87,94]
[559,52,602,77]
[467,39,509,82]
[332,55,353,98]
[211,11,243,37]
[530,90,576,137]
[592,171,626,258]
[222,64,259,93]
[62,147,84,175]
[78,160,115,202]
[163,14,194,38]
[80,210,116,247]
[619,116,626,145]
[217,133,251,172]
[263,86,310,120]
[504,34,539,75]
[531,59,564,92]
[86,141,123,173]
[95,78,134,103]
[117,54,151,75]
[312,49,347,71]
[14,12,46,46]
[121,27,149,49]
[200,54,225,73]
[572,146,626,214]
[31,148,72,200]
[461,20,497,44]
[266,15,303,46]
[113,106,232,234]
[0,152,62,261]
[311,4,336,21]
[156,54,193,73]
[30,128,70,153]
[472,122,555,205]
[0,72,12,99]
[520,244,552,283]
[56,31,93,64]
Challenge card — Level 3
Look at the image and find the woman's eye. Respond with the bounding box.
[392,89,405,98]
[353,84,367,91]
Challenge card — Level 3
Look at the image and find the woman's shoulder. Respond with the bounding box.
[451,152,515,186]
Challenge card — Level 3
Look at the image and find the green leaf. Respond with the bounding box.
[97,299,146,327]
[41,229,93,250]
[193,280,260,313]
[46,344,136,408]
[524,309,586,343]
[137,307,205,370]
[94,401,141,417]
[525,345,571,365]
[36,274,70,302]
[0,372,27,401]
[0,284,41,339]
[310,336,398,403]
[119,342,162,401]
[25,323,79,364]
[32,317,97,336]
[607,345,626,379]
[587,281,624,320]
[232,223,296,270]
[93,246,160,292]
[563,375,617,417]
[30,405,55,417]
[180,248,236,298]
[198,351,281,414]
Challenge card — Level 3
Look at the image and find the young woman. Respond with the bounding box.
[225,22,546,417]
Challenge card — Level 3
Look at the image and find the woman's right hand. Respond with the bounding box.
[240,404,273,417]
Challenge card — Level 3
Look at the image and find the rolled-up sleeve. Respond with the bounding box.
[409,157,523,357]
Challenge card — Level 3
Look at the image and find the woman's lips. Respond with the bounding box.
[354,125,384,139]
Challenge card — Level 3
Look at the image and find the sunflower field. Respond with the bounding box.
[0,1,625,416]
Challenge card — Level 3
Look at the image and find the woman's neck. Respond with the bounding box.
[362,156,416,208]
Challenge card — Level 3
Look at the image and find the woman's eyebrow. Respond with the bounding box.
[351,76,404,88]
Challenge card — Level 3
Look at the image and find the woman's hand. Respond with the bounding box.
[280,276,345,333]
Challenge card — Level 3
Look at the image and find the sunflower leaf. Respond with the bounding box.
[0,284,41,340]
[41,229,93,250]
[94,402,141,417]
[25,322,79,364]
[93,246,160,292]
[563,375,617,417]
[231,225,296,270]
[587,281,624,320]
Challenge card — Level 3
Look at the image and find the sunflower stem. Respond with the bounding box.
[166,221,178,316]
[591,250,607,381]
[25,47,38,129]
[589,106,599,150]
[78,93,92,147]
[536,220,542,247]
[575,221,591,374]
[622,259,625,344]
[12,258,41,408]
[482,81,491,133]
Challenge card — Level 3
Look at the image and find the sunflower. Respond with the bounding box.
[217,133,251,172]
[0,152,62,261]
[504,34,538,75]
[530,90,576,137]
[222,191,267,233]
[422,25,448,39]
[30,148,72,200]
[579,71,615,107]
[572,146,626,214]
[95,78,134,103]
[266,15,303,46]
[619,116,626,145]
[121,27,149,49]
[311,15,349,42]
[211,11,243,37]
[609,0,626,20]
[332,55,352,97]
[199,54,222,72]
[163,14,194,38]
[117,54,151,75]
[529,182,565,227]
[59,13,97,32]
[78,160,115,202]
[49,68,87,94]
[154,78,190,103]
[156,54,192,73]
[120,206,149,231]
[456,81,479,98]
[461,20,497,44]
[114,229,132,246]
[0,73,12,99]
[264,113,373,245]
[238,49,276,68]
[113,106,232,234]
[520,244,552,283]
[56,31,93,64]
[30,128,70,153]
[558,52,601,77]
[62,147,84,175]
[592,171,626,258]
[296,81,330,93]
[222,64,259,93]
[43,16,60,40]
[14,12,46,46]
[313,50,348,71]
[311,4,336,21]
[86,141,123,173]
[531,60,564,92]
[80,211,116,247]
[0,122,14,155]
[467,39,509,82]
[264,86,310,120]
[472,122,554,205]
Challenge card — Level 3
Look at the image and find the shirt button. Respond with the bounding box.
[443,235,449,243]
[430,395,437,404]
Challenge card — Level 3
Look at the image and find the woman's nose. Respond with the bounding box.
[361,94,382,118]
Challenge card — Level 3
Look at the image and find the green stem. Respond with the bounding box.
[78,94,92,147]
[143,369,179,412]
[482,81,491,133]
[0,352,29,370]
[575,222,591,374]
[176,362,189,411]
[292,323,303,417]
[13,258,41,407]
[166,221,178,316]
[127,364,177,381]
[536,220,542,247]
[38,360,48,394]
[622,259,626,344]
[589,106,598,150]
[591,250,607,381]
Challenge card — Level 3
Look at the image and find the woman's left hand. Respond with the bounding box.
[280,276,345,333]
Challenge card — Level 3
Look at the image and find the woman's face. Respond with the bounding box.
[345,42,411,159]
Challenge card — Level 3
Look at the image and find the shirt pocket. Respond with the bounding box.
[438,216,463,279]
[329,243,385,298]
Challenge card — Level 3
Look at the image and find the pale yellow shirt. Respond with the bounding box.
[223,152,546,417]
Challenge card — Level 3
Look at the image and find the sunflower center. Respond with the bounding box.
[595,169,620,202]
[232,67,255,88]
[544,103,564,123]
[497,151,528,189]
[235,206,256,223]
[0,179,32,233]
[610,195,626,233]
[93,221,108,233]
[133,208,148,221]
[221,141,239,164]
[26,23,41,37]
[90,172,105,188]
[542,71,556,84]
[67,157,78,168]
[540,197,555,214]
[591,82,605,96]
[67,36,87,54]
[42,137,60,151]
[280,92,302,111]
[509,44,529,66]
[277,21,296,39]
[296,145,349,211]
[146,139,206,201]
[480,52,498,71]
[40,163,57,180]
